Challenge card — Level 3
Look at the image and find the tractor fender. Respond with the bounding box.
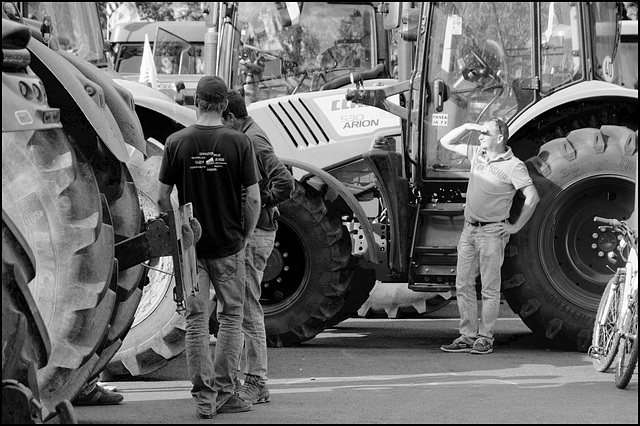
[113,78,196,128]
[282,158,382,265]
[26,40,129,162]
[510,81,637,137]
[57,50,147,156]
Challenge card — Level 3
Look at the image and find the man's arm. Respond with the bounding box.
[439,122,486,156]
[492,184,540,237]
[243,182,261,248]
[256,142,294,207]
[510,185,540,232]
[157,182,175,213]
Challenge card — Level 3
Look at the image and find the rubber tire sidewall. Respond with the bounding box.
[504,126,637,351]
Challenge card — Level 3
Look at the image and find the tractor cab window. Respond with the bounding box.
[153,28,204,75]
[418,2,533,179]
[539,2,584,93]
[229,2,375,105]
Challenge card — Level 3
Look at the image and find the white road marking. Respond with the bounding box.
[341,317,523,322]
[104,362,630,403]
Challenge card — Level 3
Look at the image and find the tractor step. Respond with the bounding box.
[408,281,455,292]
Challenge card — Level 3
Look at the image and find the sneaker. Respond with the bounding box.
[470,338,493,355]
[197,412,215,419]
[72,384,124,406]
[440,337,473,353]
[237,375,271,404]
[217,394,252,414]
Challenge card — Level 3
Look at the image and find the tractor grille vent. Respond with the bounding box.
[267,98,330,148]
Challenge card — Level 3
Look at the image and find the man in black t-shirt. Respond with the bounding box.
[158,76,260,419]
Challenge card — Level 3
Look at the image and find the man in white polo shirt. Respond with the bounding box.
[439,118,539,355]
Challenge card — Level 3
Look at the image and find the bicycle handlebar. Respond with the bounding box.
[594,216,623,227]
[594,216,638,254]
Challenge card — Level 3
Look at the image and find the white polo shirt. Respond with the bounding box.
[465,145,533,223]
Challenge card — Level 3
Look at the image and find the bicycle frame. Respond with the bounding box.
[620,245,638,316]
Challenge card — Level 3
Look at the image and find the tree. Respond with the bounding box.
[97,2,204,26]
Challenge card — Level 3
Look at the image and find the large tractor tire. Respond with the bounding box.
[2,127,117,418]
[27,54,145,386]
[262,181,354,347]
[503,124,637,351]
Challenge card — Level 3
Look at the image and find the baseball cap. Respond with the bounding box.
[195,76,228,102]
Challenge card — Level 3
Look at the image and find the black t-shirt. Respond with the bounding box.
[159,124,259,258]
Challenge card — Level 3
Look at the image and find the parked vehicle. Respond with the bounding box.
[346,2,637,351]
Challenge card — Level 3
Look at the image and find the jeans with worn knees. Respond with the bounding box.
[242,228,276,380]
[455,222,509,345]
[186,250,246,415]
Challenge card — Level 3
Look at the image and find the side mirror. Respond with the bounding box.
[380,2,402,30]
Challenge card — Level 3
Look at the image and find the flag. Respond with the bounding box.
[139,33,158,90]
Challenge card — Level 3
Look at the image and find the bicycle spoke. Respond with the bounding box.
[590,272,624,372]
[615,289,638,389]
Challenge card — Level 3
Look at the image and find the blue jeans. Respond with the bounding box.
[186,250,245,416]
[241,228,276,380]
[455,222,509,345]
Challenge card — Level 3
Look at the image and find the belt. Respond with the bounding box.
[467,220,505,227]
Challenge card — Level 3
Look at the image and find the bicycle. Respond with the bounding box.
[588,216,638,389]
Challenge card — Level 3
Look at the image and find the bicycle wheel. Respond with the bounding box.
[590,271,624,372]
[615,288,638,389]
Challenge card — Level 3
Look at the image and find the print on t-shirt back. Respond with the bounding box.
[190,150,227,172]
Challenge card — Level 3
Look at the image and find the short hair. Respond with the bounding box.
[223,90,248,120]
[488,117,509,141]
[196,93,225,113]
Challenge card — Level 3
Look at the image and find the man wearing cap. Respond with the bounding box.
[158,76,261,418]
[438,118,539,355]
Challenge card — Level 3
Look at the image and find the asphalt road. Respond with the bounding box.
[74,301,638,424]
